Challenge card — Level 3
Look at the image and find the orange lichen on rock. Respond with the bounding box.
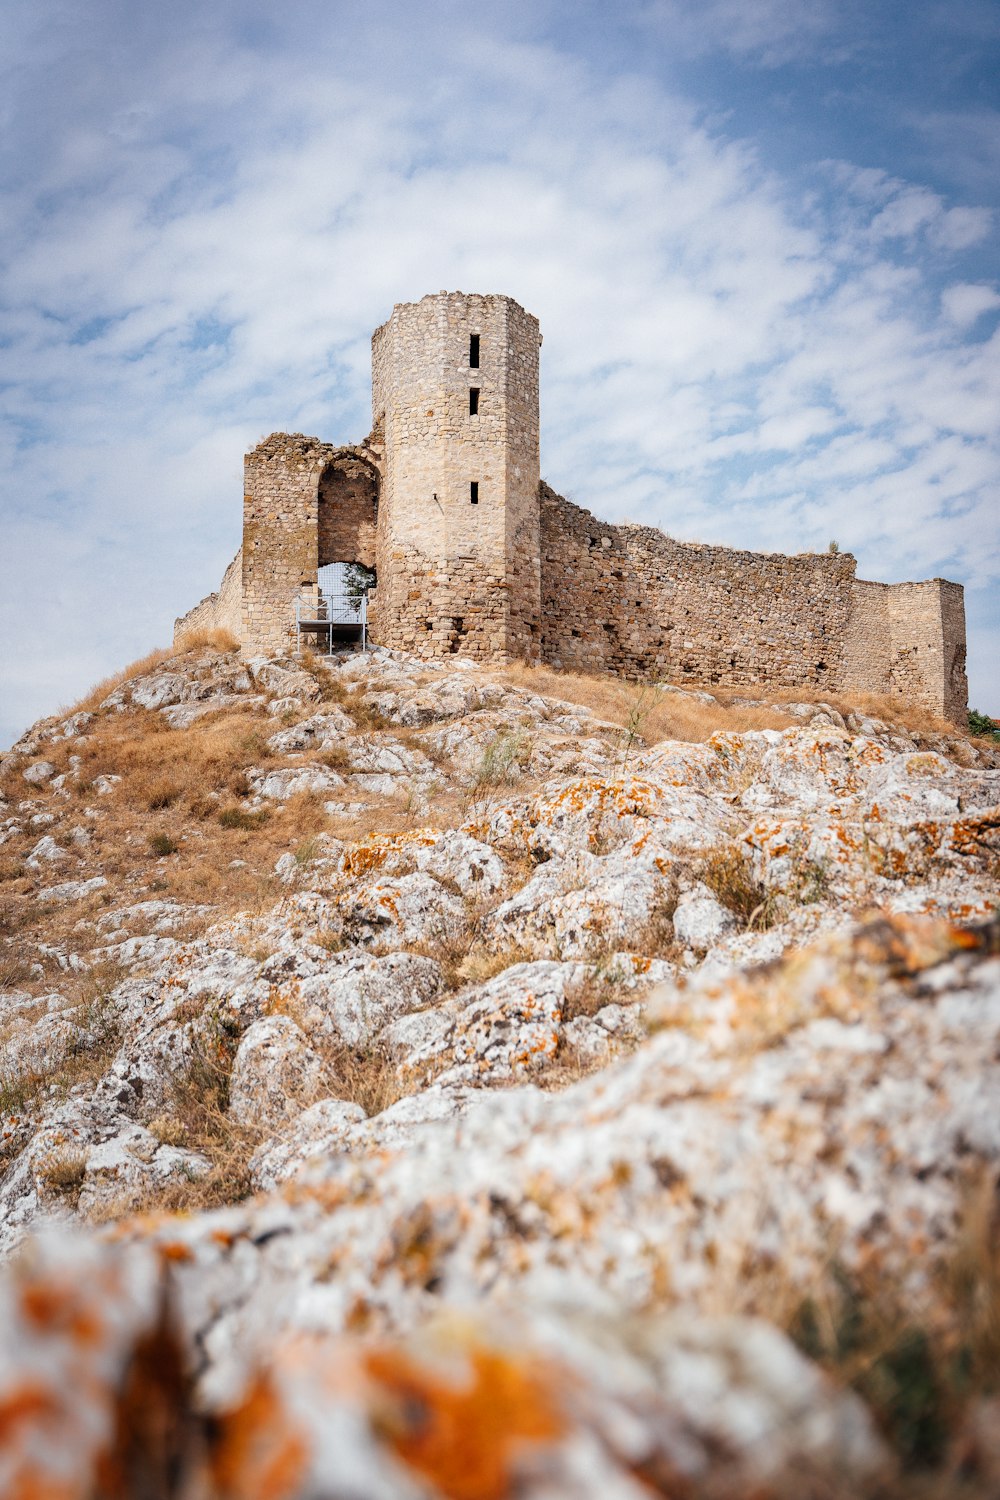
[342,827,440,878]
[950,806,1000,860]
[211,1372,309,1500]
[365,1341,565,1500]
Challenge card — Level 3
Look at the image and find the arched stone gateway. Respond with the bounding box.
[237,436,382,657]
[318,453,379,573]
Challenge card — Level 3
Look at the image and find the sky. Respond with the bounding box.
[1,0,998,747]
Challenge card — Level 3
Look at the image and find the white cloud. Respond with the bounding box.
[1,1,999,744]
[941,282,1000,326]
[640,0,844,66]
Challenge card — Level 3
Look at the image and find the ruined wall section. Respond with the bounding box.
[539,485,855,690]
[937,580,969,724]
[539,486,968,719]
[841,581,892,696]
[841,578,968,721]
[502,298,542,660]
[242,434,380,657]
[887,580,967,723]
[173,548,243,645]
[372,291,540,659]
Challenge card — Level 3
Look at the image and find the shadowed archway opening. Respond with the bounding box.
[304,452,381,647]
[318,453,379,574]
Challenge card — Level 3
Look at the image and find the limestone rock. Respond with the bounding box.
[229,1016,327,1127]
[672,883,738,951]
[25,834,69,868]
[296,950,443,1046]
[250,1097,366,1189]
[23,760,56,785]
[37,875,108,904]
[266,708,355,752]
[403,960,570,1084]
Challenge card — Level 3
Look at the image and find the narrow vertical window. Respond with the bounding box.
[469,333,480,368]
[469,387,480,416]
[470,481,479,505]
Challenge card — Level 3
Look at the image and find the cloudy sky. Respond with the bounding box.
[2,0,998,746]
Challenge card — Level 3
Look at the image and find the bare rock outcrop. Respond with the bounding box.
[0,640,997,1496]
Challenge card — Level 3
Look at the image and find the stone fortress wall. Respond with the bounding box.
[174,547,243,641]
[538,486,968,721]
[175,290,968,722]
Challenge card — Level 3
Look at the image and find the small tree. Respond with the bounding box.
[343,563,377,607]
[968,709,1000,740]
[827,540,840,554]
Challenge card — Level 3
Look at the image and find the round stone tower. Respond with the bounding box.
[370,291,542,660]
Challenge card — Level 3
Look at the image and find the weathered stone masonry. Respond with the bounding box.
[176,290,968,722]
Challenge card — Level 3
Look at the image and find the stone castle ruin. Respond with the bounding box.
[176,290,969,722]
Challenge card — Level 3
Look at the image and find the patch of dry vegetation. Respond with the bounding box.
[297,650,390,731]
[0,700,343,964]
[62,628,239,718]
[695,842,778,930]
[500,660,969,748]
[264,991,408,1119]
[0,961,124,1131]
[500,662,797,745]
[778,1171,1000,1485]
[462,728,533,817]
[118,1012,262,1216]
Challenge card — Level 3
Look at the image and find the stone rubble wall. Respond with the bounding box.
[936,580,969,724]
[841,579,892,695]
[538,485,967,718]
[172,547,243,644]
[539,484,856,693]
[843,578,969,720]
[888,579,968,723]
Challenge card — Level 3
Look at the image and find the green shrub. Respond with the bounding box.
[218,806,269,830]
[148,833,179,856]
[464,729,531,815]
[968,708,1000,740]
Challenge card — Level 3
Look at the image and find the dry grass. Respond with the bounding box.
[129,1012,260,1215]
[174,625,240,654]
[298,651,390,731]
[499,661,966,748]
[0,705,337,938]
[0,961,123,1121]
[500,662,797,746]
[561,957,660,1023]
[738,682,960,738]
[263,991,409,1118]
[37,1148,89,1204]
[782,1177,1000,1484]
[462,728,533,816]
[537,1038,611,1091]
[450,942,536,989]
[324,790,466,847]
[324,1039,406,1118]
[695,842,777,929]
[647,1166,1000,1493]
[62,628,239,719]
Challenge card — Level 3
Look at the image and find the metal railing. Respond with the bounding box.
[295,590,369,654]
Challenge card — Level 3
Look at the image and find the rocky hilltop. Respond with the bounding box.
[1,637,998,1498]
